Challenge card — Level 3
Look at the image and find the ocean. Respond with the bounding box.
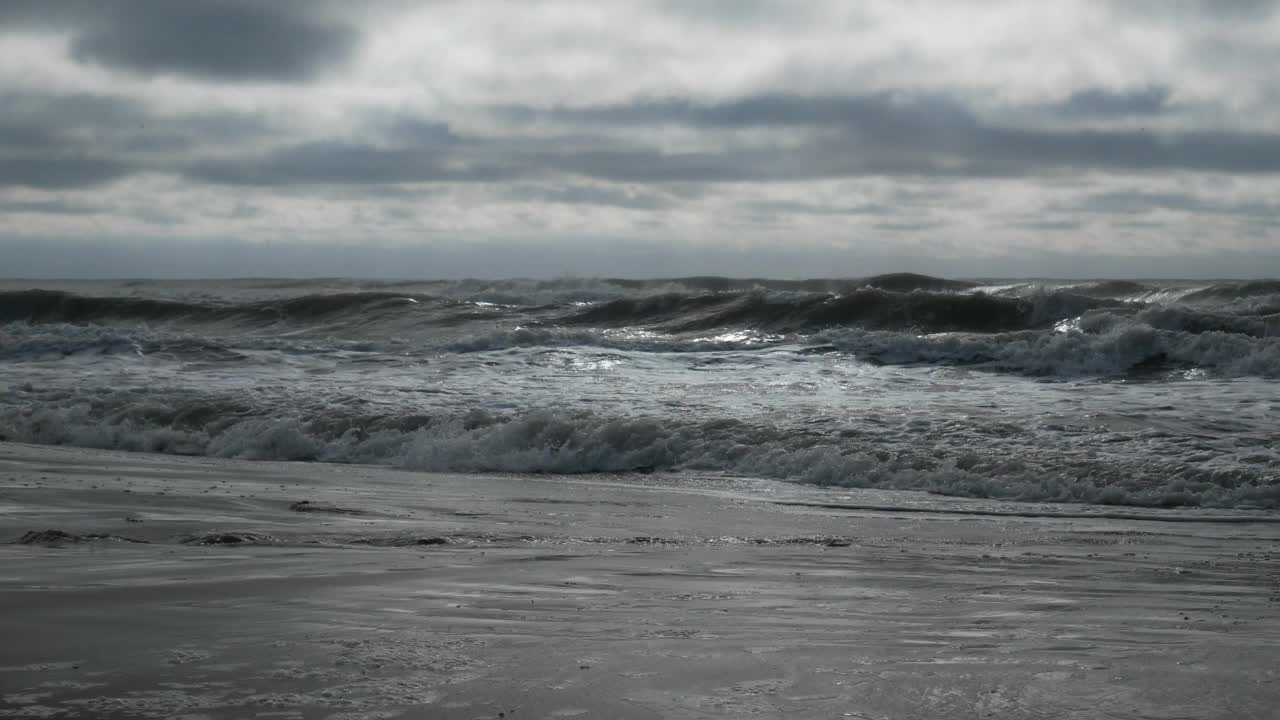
[1,273,1277,510]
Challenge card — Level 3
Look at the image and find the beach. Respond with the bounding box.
[5,0,1280,715]
[3,441,1277,719]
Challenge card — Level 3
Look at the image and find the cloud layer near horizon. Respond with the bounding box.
[2,0,1279,277]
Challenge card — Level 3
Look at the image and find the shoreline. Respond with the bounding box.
[2,442,1279,718]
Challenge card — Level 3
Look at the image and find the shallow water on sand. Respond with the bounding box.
[1,444,1278,719]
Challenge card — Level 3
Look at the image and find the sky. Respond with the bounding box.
[2,0,1279,278]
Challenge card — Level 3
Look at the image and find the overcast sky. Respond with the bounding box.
[2,0,1279,278]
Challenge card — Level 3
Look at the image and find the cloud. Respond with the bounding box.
[0,198,100,215]
[510,184,676,210]
[183,139,521,186]
[514,92,1280,177]
[0,155,134,190]
[6,84,1280,194]
[187,142,443,185]
[515,93,979,132]
[1070,190,1280,220]
[2,2,1279,276]
[168,90,1280,190]
[0,93,142,151]
[873,221,944,232]
[0,91,270,188]
[1116,0,1277,22]
[744,200,892,217]
[1,0,359,82]
[1050,86,1173,118]
[1010,219,1084,231]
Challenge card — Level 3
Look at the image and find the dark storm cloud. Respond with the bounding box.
[986,126,1280,174]
[6,90,270,152]
[120,113,271,154]
[518,93,978,133]
[8,87,1280,192]
[0,97,137,190]
[184,141,512,186]
[1051,86,1172,117]
[0,155,134,190]
[0,0,358,82]
[0,91,270,188]
[175,97,1280,188]
[545,102,1280,180]
[512,92,1280,176]
[382,117,461,147]
[0,198,101,215]
[188,142,777,191]
[0,93,140,149]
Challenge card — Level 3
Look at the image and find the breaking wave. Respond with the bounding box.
[3,273,1278,512]
[2,391,1274,510]
[4,274,1277,343]
[566,288,1126,334]
[3,308,1279,379]
[1182,280,1280,302]
[0,289,530,340]
[817,325,1280,378]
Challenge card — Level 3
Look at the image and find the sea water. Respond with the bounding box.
[1,274,1276,509]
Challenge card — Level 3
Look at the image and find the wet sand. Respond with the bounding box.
[1,442,1278,719]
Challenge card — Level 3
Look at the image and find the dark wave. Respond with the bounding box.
[0,289,505,330]
[265,292,432,319]
[569,288,1123,334]
[564,292,740,327]
[600,272,980,294]
[854,272,981,293]
[0,289,212,324]
[1182,280,1280,302]
[1084,306,1280,338]
[1070,280,1152,298]
[7,275,1279,340]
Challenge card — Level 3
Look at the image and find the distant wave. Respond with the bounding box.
[566,287,1125,334]
[4,274,1279,378]
[444,272,981,297]
[5,273,1277,328]
[5,283,1099,336]
[0,289,516,332]
[5,305,1279,380]
[1068,280,1153,298]
[0,289,215,324]
[40,273,983,306]
[816,324,1280,378]
[1182,280,1280,302]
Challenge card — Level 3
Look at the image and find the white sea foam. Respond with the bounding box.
[3,276,1278,512]
[3,396,1276,509]
[816,323,1280,377]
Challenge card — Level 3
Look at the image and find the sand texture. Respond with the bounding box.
[1,442,1278,719]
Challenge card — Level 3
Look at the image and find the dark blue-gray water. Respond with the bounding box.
[2,274,1277,508]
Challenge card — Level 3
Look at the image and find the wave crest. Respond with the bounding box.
[2,398,1275,509]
